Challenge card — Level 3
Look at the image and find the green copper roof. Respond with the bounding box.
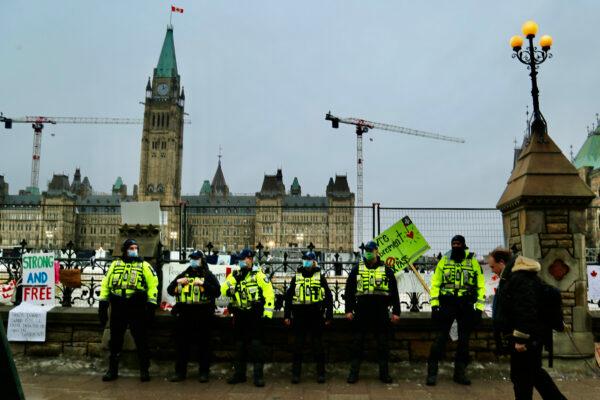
[200,180,211,195]
[155,27,178,78]
[573,129,600,170]
[113,176,123,190]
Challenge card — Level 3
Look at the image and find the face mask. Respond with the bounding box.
[302,260,313,268]
[239,260,247,268]
[190,259,200,268]
[127,250,138,258]
[364,252,375,261]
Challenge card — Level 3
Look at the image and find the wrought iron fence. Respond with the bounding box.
[0,240,432,312]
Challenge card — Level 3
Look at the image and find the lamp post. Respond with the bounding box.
[169,231,178,251]
[510,20,553,142]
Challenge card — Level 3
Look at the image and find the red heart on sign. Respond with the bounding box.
[406,231,414,239]
[592,270,598,278]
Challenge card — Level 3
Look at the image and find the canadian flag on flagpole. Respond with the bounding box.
[171,5,184,13]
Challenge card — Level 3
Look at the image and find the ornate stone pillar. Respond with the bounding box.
[497,132,595,356]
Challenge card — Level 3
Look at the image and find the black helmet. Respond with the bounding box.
[364,240,378,252]
[121,238,138,253]
[189,250,205,260]
[239,248,255,259]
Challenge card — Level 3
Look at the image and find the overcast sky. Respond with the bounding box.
[1,0,599,208]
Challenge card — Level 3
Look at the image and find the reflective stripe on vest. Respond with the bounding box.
[176,277,210,304]
[293,271,324,304]
[233,272,262,309]
[439,254,477,296]
[356,263,389,296]
[109,260,146,294]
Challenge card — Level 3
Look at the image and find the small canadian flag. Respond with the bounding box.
[171,5,184,13]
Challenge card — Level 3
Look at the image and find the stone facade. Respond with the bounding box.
[0,166,354,252]
[498,123,595,356]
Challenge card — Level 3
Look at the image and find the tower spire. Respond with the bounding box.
[155,26,178,78]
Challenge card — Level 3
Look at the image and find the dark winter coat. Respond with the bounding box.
[499,256,546,344]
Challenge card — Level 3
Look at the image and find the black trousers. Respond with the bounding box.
[173,304,213,375]
[350,306,390,372]
[108,295,150,370]
[510,341,566,400]
[290,306,325,368]
[232,308,264,374]
[428,296,478,365]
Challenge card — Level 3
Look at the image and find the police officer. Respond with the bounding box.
[98,239,159,382]
[284,251,333,384]
[221,248,274,387]
[167,250,220,383]
[426,235,485,386]
[345,241,401,384]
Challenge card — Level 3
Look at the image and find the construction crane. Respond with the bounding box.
[0,113,191,192]
[325,111,465,244]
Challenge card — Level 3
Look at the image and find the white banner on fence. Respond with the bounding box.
[7,302,55,342]
[21,253,56,306]
[588,265,600,302]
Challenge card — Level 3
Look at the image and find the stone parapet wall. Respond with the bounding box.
[3,307,600,363]
[0,307,502,363]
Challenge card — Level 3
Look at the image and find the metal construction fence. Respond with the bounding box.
[0,203,505,256]
[0,203,506,313]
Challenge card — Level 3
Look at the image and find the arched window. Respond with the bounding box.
[157,184,164,193]
[147,184,154,193]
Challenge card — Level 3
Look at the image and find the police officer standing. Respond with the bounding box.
[98,239,159,382]
[167,250,220,383]
[426,235,485,386]
[284,251,333,384]
[221,248,274,387]
[345,241,401,384]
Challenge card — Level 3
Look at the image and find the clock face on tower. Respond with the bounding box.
[157,83,169,96]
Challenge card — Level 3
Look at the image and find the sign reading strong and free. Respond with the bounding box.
[375,216,430,273]
[21,253,56,305]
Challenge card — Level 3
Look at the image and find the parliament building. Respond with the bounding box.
[0,27,354,253]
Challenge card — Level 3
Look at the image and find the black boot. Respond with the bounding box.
[140,369,150,382]
[453,362,471,385]
[291,361,301,384]
[253,363,265,387]
[198,370,209,383]
[227,362,247,384]
[102,354,119,382]
[347,357,360,384]
[316,361,326,384]
[378,362,393,384]
[169,372,186,382]
[426,361,438,386]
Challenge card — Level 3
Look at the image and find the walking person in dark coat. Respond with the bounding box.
[490,253,566,400]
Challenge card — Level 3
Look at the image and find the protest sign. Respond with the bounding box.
[21,253,56,306]
[0,280,16,305]
[7,302,55,342]
[375,216,430,273]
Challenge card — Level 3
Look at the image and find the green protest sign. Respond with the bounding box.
[374,216,430,273]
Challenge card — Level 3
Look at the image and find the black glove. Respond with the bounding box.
[473,309,483,324]
[146,303,157,324]
[98,300,109,327]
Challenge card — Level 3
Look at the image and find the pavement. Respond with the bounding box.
[14,358,600,400]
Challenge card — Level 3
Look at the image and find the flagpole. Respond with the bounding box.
[170,9,173,27]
